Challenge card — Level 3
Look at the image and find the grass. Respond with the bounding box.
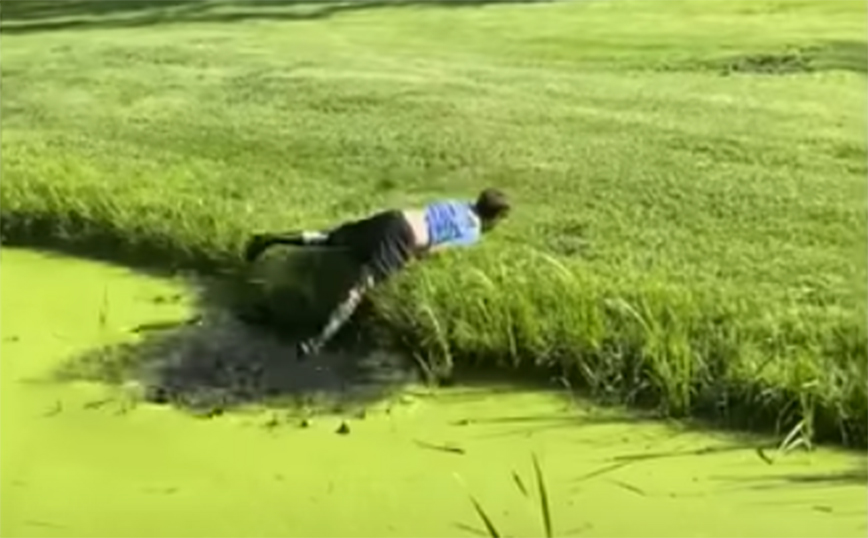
[456,452,555,538]
[1,0,866,446]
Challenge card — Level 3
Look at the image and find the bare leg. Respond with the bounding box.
[297,272,375,359]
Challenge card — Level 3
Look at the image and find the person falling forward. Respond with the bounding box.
[242,188,511,360]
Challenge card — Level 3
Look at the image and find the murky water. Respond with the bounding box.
[2,248,865,538]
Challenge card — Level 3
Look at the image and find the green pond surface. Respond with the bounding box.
[2,248,866,538]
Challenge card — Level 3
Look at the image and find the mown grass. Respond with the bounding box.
[1,0,866,446]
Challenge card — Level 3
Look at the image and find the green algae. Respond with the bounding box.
[2,248,865,538]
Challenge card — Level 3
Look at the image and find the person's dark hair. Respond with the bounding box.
[474,188,510,221]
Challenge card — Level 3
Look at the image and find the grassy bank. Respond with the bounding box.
[2,0,866,446]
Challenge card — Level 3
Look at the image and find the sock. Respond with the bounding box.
[301,231,329,244]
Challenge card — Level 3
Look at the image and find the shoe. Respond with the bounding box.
[297,338,324,361]
[243,234,274,263]
[296,339,319,361]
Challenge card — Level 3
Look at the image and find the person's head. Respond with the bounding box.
[473,188,511,232]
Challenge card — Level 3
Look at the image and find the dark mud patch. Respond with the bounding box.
[52,246,420,416]
[56,306,418,415]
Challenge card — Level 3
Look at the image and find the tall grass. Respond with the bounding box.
[372,249,867,445]
[1,0,866,446]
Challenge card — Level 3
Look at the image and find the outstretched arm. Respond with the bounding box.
[297,272,375,359]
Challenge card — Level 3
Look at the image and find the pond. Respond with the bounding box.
[2,248,865,538]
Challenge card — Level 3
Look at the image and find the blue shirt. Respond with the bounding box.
[424,200,481,248]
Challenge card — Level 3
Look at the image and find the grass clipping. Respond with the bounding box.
[455,452,555,538]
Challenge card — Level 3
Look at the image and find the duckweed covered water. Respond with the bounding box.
[2,249,865,538]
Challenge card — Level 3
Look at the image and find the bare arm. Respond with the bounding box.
[298,273,375,358]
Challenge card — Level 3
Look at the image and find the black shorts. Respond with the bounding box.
[325,210,415,283]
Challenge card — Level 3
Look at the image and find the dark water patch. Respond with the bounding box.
[52,246,419,416]
[57,306,418,416]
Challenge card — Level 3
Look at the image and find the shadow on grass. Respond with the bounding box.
[707,40,867,76]
[50,244,421,416]
[813,40,868,74]
[0,0,553,35]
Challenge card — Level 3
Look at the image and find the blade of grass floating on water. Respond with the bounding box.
[453,522,494,537]
[512,470,529,498]
[562,523,593,535]
[532,452,553,538]
[413,439,466,455]
[467,494,501,538]
[574,461,631,482]
[130,320,191,334]
[756,446,775,465]
[453,473,502,538]
[608,478,647,497]
[98,285,109,329]
[467,493,500,538]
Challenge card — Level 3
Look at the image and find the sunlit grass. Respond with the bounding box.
[2,0,866,446]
